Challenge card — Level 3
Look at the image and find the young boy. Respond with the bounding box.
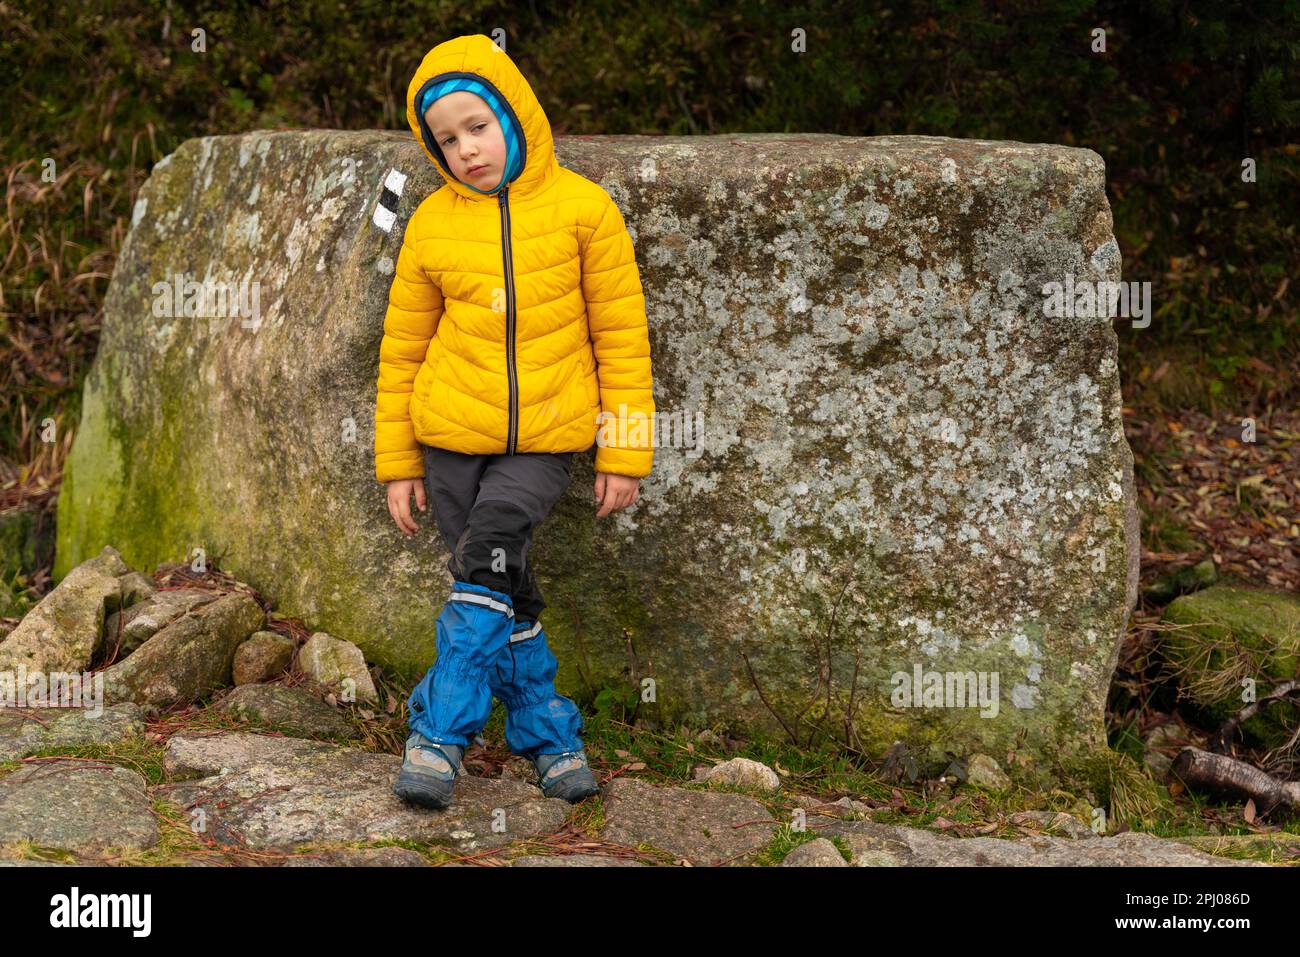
[375,34,654,810]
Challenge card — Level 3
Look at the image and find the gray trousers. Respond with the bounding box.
[420,445,574,622]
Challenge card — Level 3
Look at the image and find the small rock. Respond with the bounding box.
[0,703,146,762]
[216,683,360,740]
[810,795,875,820]
[699,757,781,791]
[233,631,296,685]
[965,754,1011,791]
[117,571,157,607]
[101,592,265,709]
[80,545,132,578]
[296,632,377,703]
[600,777,776,865]
[781,837,848,866]
[0,547,124,674]
[1162,585,1300,747]
[102,588,218,659]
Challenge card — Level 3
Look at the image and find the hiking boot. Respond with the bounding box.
[534,749,599,803]
[393,731,464,810]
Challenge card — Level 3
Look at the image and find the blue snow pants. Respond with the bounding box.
[406,446,584,760]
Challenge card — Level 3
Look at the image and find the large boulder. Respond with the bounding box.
[812,818,1265,866]
[0,763,158,855]
[54,130,1138,785]
[155,732,569,851]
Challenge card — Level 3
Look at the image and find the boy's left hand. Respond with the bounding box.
[594,472,640,518]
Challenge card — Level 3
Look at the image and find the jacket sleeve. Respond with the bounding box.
[579,192,655,479]
[374,231,443,483]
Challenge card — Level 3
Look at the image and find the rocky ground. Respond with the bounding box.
[3,712,1294,867]
[0,545,1297,867]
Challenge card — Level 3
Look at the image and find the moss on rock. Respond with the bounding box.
[57,131,1139,785]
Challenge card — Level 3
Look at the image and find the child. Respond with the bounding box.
[374,34,655,810]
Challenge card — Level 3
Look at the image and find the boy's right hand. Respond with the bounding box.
[386,479,426,538]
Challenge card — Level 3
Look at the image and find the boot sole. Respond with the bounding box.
[393,770,455,810]
[541,771,600,803]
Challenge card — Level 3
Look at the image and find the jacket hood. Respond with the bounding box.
[406,34,559,201]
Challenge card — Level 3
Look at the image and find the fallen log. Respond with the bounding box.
[1169,747,1300,817]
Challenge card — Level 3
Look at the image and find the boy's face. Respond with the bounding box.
[424,91,508,190]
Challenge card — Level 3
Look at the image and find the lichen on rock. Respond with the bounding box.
[55,130,1139,787]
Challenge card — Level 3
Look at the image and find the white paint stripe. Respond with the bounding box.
[372,205,396,233]
[384,168,407,195]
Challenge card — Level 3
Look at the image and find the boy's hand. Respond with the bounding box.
[386,478,427,538]
[594,472,640,518]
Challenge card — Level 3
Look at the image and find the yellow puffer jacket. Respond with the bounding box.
[374,34,655,483]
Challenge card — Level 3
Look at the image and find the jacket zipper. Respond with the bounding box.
[413,71,529,454]
[499,184,519,455]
